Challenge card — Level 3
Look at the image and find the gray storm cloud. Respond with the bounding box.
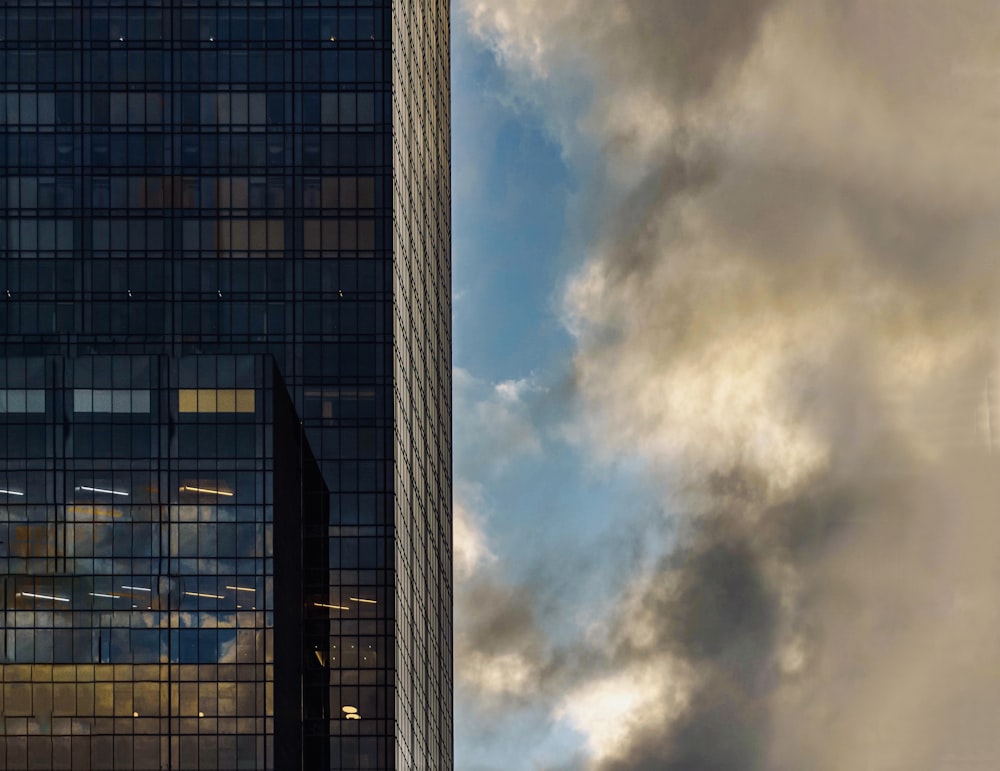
[466,0,1000,768]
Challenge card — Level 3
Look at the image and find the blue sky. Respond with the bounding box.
[451,12,620,768]
[451,24,570,383]
[450,7,670,768]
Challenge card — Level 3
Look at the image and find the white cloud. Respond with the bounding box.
[454,486,497,580]
[454,367,544,474]
[554,660,690,764]
[461,649,540,698]
[494,377,539,403]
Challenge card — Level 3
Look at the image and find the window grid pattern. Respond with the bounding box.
[392,0,453,768]
[0,355,276,770]
[0,1,448,768]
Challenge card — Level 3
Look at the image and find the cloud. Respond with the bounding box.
[455,569,553,706]
[454,487,497,580]
[451,369,549,705]
[494,377,540,404]
[467,0,1000,768]
[538,454,1000,771]
[454,367,545,478]
[453,486,552,707]
[554,661,689,765]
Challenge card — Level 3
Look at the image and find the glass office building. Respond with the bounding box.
[0,2,452,769]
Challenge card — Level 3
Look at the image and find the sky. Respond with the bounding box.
[451,2,1000,769]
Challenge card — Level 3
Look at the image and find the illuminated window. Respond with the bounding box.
[177,389,255,413]
[73,389,151,414]
[0,389,45,413]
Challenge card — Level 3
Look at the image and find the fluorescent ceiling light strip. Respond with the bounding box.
[77,485,129,497]
[122,585,151,592]
[21,592,70,602]
[0,488,24,496]
[179,485,234,497]
[314,602,349,611]
[349,597,377,604]
[89,592,122,599]
[184,591,225,600]
[225,585,256,593]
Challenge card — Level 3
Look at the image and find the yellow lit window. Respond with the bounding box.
[177,389,197,412]
[178,389,255,413]
[216,389,236,411]
[235,390,255,412]
[198,389,217,411]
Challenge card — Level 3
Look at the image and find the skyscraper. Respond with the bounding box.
[0,2,452,769]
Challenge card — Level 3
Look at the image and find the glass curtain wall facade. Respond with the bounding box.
[0,1,452,769]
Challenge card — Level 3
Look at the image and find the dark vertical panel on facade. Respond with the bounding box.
[272,365,305,771]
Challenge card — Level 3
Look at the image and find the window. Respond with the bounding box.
[73,390,151,414]
[0,390,45,413]
[177,389,255,414]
